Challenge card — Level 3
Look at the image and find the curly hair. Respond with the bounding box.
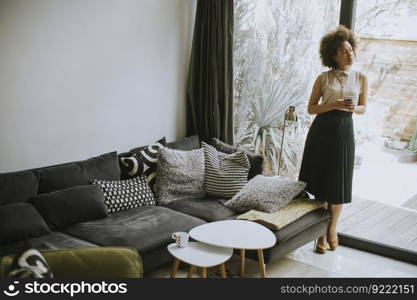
[319,25,358,69]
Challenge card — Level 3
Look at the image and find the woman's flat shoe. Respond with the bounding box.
[328,238,339,251]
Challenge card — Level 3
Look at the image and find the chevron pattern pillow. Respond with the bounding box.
[202,142,250,198]
[91,176,155,213]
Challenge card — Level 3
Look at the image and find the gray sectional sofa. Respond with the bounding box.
[0,136,330,274]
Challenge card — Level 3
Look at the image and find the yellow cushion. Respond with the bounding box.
[0,247,142,278]
[237,199,325,230]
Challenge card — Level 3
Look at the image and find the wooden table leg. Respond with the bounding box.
[187,265,195,278]
[240,249,245,278]
[200,267,207,278]
[257,249,266,278]
[170,258,180,278]
[219,263,226,278]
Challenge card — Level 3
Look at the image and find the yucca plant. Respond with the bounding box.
[238,79,308,177]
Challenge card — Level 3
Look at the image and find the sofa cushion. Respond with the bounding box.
[236,199,325,230]
[166,135,200,150]
[29,185,108,230]
[244,208,330,264]
[61,206,205,254]
[273,208,330,242]
[154,147,205,205]
[0,171,39,205]
[163,198,237,222]
[120,137,167,189]
[1,247,142,279]
[224,175,307,213]
[38,152,120,193]
[202,142,250,198]
[0,232,99,258]
[0,203,50,245]
[210,138,264,180]
[92,176,155,213]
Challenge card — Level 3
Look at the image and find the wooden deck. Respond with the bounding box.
[338,197,417,252]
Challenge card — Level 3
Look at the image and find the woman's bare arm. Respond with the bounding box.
[307,75,345,115]
[354,74,368,114]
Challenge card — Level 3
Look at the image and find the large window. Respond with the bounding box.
[234,0,417,262]
[233,0,341,178]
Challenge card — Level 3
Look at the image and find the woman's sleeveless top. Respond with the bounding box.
[320,68,365,110]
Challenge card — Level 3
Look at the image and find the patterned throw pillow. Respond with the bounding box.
[202,142,250,198]
[224,175,307,213]
[210,138,264,180]
[154,147,205,205]
[8,248,53,278]
[119,138,167,188]
[91,176,155,213]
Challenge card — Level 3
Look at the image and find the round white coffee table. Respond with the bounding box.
[189,220,276,278]
[167,242,233,278]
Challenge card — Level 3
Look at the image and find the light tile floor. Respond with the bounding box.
[146,242,417,278]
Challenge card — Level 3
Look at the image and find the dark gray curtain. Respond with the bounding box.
[186,0,234,145]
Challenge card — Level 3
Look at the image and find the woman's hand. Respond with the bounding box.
[331,100,347,110]
[344,101,356,112]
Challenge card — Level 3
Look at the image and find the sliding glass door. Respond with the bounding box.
[338,0,417,259]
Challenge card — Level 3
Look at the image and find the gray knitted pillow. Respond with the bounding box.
[224,175,307,213]
[154,147,205,204]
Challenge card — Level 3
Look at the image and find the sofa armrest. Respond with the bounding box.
[1,247,142,278]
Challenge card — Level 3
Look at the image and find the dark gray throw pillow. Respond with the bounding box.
[38,152,120,193]
[154,147,205,204]
[224,175,307,213]
[0,203,50,245]
[210,138,263,180]
[0,170,40,205]
[30,185,107,229]
[166,135,200,150]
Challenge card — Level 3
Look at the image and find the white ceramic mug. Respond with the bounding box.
[172,232,189,248]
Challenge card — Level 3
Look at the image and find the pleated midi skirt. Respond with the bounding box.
[298,110,355,204]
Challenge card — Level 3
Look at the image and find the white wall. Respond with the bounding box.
[0,0,196,172]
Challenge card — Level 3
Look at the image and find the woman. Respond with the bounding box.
[298,25,368,254]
